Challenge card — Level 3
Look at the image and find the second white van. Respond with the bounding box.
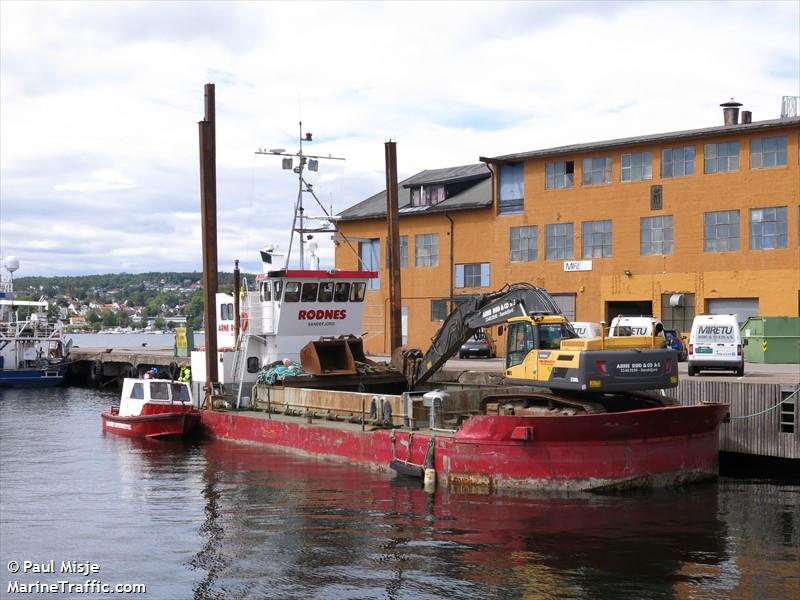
[687,314,745,377]
[570,321,603,338]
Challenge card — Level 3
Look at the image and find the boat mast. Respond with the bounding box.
[255,124,344,270]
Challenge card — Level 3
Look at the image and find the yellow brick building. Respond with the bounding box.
[336,108,800,356]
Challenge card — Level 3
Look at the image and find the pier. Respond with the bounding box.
[67,347,189,387]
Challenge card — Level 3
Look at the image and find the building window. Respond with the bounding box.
[455,263,490,288]
[410,185,445,207]
[661,146,695,178]
[545,223,574,260]
[431,299,449,321]
[750,136,787,169]
[545,160,574,189]
[582,220,612,258]
[385,235,408,268]
[499,163,524,214]
[581,157,612,185]
[704,142,739,173]
[750,206,788,250]
[661,293,695,332]
[359,239,380,290]
[415,233,439,267]
[621,151,653,182]
[640,216,673,255]
[510,226,538,262]
[704,210,740,252]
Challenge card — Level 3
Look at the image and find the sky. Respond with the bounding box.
[1,0,798,278]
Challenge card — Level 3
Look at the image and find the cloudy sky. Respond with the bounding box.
[1,1,798,277]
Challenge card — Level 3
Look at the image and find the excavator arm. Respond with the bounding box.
[393,283,572,387]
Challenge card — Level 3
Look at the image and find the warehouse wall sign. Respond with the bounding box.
[563,260,593,272]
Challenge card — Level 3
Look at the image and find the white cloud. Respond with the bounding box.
[1,0,798,276]
[53,169,137,192]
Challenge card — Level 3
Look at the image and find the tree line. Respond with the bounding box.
[11,271,253,330]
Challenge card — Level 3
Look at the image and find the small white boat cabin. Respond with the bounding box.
[118,379,194,417]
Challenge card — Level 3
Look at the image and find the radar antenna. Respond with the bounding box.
[255,123,345,269]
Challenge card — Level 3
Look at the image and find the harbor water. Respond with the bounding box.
[1,386,798,599]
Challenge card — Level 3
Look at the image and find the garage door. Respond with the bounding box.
[707,298,759,325]
[552,293,576,321]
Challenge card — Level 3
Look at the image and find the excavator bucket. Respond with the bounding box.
[300,337,357,376]
[343,335,375,365]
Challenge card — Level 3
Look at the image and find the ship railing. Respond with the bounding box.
[0,319,60,339]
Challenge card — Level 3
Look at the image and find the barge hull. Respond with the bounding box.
[200,402,729,492]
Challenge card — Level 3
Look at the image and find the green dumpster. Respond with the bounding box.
[741,316,800,364]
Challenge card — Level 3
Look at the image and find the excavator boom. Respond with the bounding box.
[394,283,570,386]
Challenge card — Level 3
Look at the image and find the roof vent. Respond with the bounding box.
[720,98,742,126]
[741,110,752,124]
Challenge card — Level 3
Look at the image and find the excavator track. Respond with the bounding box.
[480,392,608,414]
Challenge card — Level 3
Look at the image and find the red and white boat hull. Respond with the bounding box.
[102,404,201,440]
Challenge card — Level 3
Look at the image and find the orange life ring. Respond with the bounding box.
[240,311,249,332]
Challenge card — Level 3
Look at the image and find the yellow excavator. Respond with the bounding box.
[393,283,678,397]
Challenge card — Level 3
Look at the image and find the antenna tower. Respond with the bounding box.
[255,122,345,269]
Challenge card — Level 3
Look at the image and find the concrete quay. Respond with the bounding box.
[68,347,189,386]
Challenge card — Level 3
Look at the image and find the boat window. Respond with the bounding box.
[318,281,334,302]
[301,283,319,302]
[130,382,144,400]
[351,282,366,302]
[247,357,260,373]
[334,282,350,302]
[150,382,169,400]
[260,281,271,302]
[220,303,234,320]
[170,383,191,403]
[273,280,283,301]
[284,282,301,302]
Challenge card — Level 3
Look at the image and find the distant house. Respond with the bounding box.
[69,315,86,326]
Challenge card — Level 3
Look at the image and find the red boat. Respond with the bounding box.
[200,388,729,492]
[102,378,201,439]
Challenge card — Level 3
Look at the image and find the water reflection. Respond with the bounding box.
[1,387,796,600]
[193,441,735,600]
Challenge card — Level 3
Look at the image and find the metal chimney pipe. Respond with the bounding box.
[741,110,752,124]
[720,98,743,126]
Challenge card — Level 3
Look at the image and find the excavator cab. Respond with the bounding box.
[505,316,575,381]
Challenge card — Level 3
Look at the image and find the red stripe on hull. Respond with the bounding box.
[200,403,728,492]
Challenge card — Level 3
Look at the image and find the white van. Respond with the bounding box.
[687,314,745,376]
[608,316,665,338]
[570,321,603,338]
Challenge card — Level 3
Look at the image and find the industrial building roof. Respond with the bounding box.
[481,116,800,163]
[338,163,492,221]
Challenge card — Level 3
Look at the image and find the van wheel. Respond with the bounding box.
[687,365,696,377]
[736,366,744,377]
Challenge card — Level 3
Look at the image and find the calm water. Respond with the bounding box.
[1,387,798,600]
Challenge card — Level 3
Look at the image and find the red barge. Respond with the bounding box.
[191,263,729,492]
